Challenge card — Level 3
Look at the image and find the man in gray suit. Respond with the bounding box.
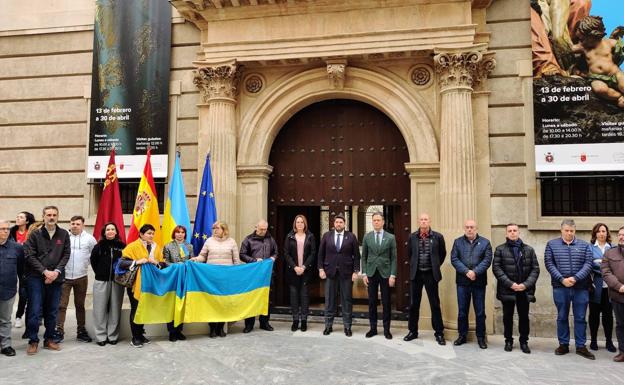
[362,211,397,339]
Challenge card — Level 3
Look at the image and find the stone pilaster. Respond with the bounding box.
[193,59,241,232]
[434,48,495,238]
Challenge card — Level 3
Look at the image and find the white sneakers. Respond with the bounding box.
[14,317,23,328]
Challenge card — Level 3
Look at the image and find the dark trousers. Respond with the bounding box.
[589,289,614,342]
[612,301,624,353]
[126,288,145,339]
[167,322,184,334]
[245,311,270,329]
[367,271,391,331]
[324,274,353,328]
[209,322,224,333]
[57,276,88,332]
[457,284,486,339]
[502,292,530,344]
[15,277,27,318]
[407,270,444,336]
[26,276,62,343]
[289,277,310,321]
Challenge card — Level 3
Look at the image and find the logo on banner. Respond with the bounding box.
[580,153,587,162]
[94,161,101,171]
[119,163,125,170]
[545,152,554,163]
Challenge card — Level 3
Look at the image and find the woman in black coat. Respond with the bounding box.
[492,224,540,354]
[283,215,317,332]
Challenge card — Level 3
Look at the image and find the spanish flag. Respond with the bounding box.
[127,148,162,245]
[134,260,273,326]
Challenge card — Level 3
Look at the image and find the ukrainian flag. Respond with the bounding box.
[134,260,273,326]
[162,153,191,243]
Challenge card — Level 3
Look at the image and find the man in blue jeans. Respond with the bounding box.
[545,219,595,360]
[450,219,492,349]
[23,206,70,355]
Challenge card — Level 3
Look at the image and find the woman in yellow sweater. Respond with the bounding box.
[120,224,163,348]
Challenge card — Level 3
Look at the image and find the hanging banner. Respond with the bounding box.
[88,0,171,178]
[531,0,624,171]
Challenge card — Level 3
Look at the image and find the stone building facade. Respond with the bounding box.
[1,0,621,337]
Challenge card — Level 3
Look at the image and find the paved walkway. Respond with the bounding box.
[4,317,624,385]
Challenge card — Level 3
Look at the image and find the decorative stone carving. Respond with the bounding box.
[433,50,496,91]
[245,74,264,94]
[409,64,433,88]
[193,60,241,102]
[327,62,346,89]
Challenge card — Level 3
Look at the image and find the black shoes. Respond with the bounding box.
[169,333,178,342]
[177,332,187,341]
[108,339,118,345]
[243,326,253,334]
[365,329,378,338]
[300,321,307,332]
[555,344,569,355]
[130,338,143,348]
[96,341,107,346]
[520,343,531,354]
[590,340,598,351]
[477,338,487,349]
[140,336,150,344]
[260,323,274,331]
[576,346,596,360]
[323,326,332,335]
[504,341,513,352]
[209,328,218,338]
[384,330,393,340]
[344,327,352,337]
[291,320,299,332]
[403,332,418,341]
[607,340,617,353]
[218,328,226,338]
[77,330,92,343]
[453,335,467,346]
[52,329,64,344]
[435,335,446,346]
[1,347,16,356]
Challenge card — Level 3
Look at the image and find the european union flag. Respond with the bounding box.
[191,154,217,255]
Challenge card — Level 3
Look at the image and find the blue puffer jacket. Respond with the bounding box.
[450,235,493,286]
[544,237,593,289]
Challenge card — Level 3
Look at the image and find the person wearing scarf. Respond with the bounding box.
[163,225,194,342]
[492,223,540,354]
[120,224,163,348]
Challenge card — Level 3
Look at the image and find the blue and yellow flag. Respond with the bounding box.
[162,153,191,243]
[134,260,273,326]
[191,154,217,255]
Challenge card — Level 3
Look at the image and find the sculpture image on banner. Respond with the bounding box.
[87,0,171,178]
[531,0,624,171]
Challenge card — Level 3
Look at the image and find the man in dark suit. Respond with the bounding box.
[404,213,447,345]
[361,211,396,339]
[318,213,361,337]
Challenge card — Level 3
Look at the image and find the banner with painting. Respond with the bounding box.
[531,0,624,171]
[88,0,171,178]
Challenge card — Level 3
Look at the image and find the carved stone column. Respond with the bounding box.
[434,49,495,238]
[193,59,241,233]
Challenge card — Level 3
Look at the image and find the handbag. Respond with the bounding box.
[114,258,138,288]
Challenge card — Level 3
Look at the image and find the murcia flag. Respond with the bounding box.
[127,148,161,245]
[93,147,126,242]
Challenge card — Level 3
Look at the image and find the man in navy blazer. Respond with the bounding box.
[318,213,361,337]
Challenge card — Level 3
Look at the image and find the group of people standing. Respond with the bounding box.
[2,207,624,365]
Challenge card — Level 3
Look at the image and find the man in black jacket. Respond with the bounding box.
[404,213,447,345]
[239,219,278,333]
[0,219,24,357]
[23,206,70,355]
[492,223,540,354]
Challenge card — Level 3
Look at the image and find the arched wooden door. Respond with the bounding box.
[268,99,411,315]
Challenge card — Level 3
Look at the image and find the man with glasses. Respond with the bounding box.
[0,219,24,356]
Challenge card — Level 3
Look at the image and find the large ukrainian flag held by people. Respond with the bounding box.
[134,260,273,325]
[191,154,217,255]
[162,152,191,243]
[127,148,162,245]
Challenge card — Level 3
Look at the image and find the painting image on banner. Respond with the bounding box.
[88,0,171,178]
[531,0,624,171]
